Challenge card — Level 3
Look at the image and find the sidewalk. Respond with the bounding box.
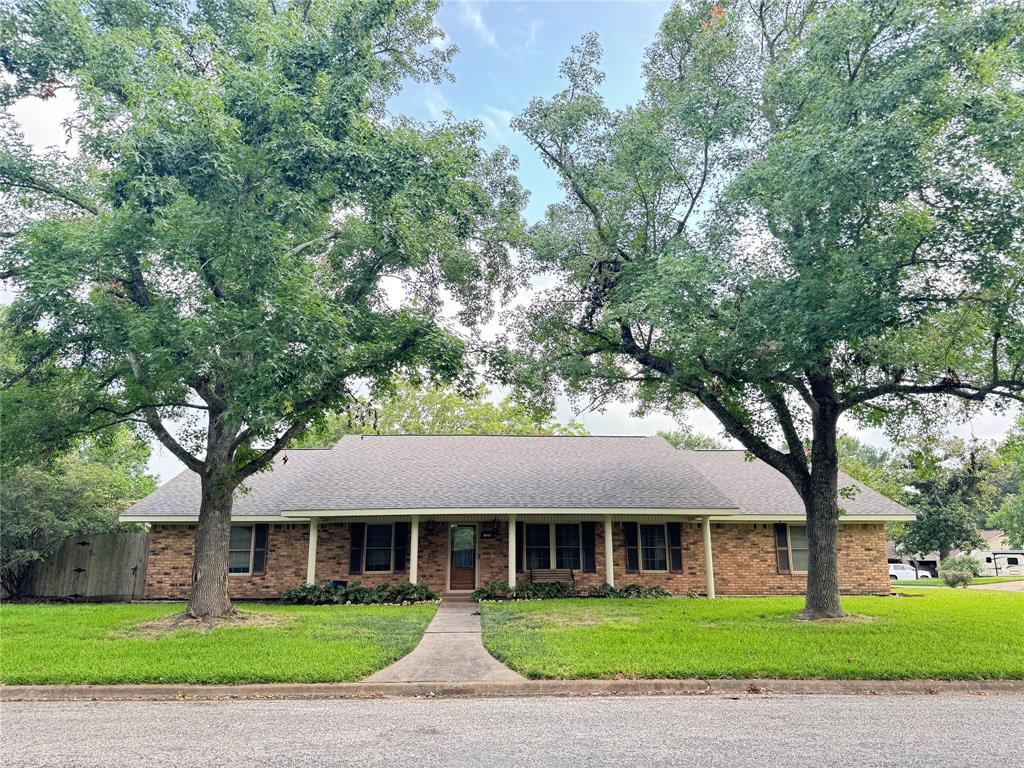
[364,599,524,683]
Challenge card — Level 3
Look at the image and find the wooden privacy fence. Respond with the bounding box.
[21,532,150,601]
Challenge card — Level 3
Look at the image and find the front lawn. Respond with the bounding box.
[0,602,436,685]
[892,576,1024,587]
[480,589,1024,680]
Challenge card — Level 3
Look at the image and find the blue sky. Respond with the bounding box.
[389,0,671,224]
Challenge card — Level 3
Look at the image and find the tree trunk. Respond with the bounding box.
[801,406,846,620]
[0,565,30,599]
[187,476,235,618]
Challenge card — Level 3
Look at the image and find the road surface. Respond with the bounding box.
[2,694,1021,767]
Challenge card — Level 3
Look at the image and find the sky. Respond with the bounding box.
[7,0,1018,482]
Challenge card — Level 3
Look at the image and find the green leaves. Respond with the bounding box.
[508,0,1023,464]
[1,0,524,487]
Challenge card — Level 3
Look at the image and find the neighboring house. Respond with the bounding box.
[121,435,913,599]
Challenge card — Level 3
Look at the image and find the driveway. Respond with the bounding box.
[3,695,1022,768]
[970,580,1024,591]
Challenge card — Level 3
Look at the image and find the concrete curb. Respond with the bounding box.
[3,678,1023,702]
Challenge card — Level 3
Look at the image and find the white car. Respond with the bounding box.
[888,563,932,580]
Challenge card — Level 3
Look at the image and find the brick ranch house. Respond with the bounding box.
[121,435,914,599]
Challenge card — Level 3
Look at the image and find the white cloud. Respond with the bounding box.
[524,18,544,51]
[478,104,514,144]
[458,0,500,50]
[421,85,453,121]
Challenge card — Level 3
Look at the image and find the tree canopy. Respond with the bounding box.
[504,0,1024,617]
[0,0,525,616]
[294,379,587,446]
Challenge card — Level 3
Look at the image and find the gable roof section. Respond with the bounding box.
[122,436,914,521]
[678,450,912,520]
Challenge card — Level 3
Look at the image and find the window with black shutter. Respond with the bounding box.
[667,522,683,573]
[516,521,524,574]
[252,524,269,575]
[624,522,639,573]
[774,523,791,574]
[393,522,410,573]
[349,523,365,575]
[581,522,597,573]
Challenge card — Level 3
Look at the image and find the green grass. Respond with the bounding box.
[892,576,1024,587]
[480,589,1024,680]
[0,602,436,685]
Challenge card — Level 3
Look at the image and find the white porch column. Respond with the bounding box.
[409,516,420,584]
[604,516,615,587]
[702,517,716,598]
[508,514,517,585]
[306,519,319,586]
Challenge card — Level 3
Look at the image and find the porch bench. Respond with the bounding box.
[528,568,575,585]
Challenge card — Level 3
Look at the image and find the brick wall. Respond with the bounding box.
[145,523,309,599]
[145,519,890,599]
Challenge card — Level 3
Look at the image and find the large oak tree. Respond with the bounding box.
[506,0,1023,617]
[1,0,524,617]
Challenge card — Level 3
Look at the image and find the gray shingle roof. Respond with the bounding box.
[122,436,912,520]
[678,450,912,519]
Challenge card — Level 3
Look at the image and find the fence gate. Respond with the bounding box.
[21,532,150,601]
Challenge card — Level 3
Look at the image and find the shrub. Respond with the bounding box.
[474,580,672,601]
[939,555,981,589]
[281,581,438,605]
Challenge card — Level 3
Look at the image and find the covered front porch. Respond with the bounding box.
[295,511,721,598]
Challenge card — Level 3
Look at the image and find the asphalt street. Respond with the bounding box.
[2,694,1022,767]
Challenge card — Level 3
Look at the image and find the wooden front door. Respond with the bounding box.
[449,524,477,591]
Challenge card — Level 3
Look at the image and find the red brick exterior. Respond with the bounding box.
[144,519,890,599]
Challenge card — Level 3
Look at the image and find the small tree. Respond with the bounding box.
[506,1,1024,618]
[939,554,981,588]
[1,0,524,617]
[0,428,156,596]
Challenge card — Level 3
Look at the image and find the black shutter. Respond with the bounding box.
[252,524,269,574]
[668,523,683,573]
[624,522,639,573]
[516,521,524,574]
[581,522,597,573]
[393,522,409,573]
[774,523,791,574]
[349,522,365,575]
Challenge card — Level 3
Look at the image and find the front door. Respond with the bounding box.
[449,524,477,591]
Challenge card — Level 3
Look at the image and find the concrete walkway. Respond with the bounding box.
[365,599,524,683]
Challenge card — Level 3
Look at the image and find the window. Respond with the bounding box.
[364,524,394,572]
[524,523,550,570]
[228,525,268,575]
[774,523,808,574]
[555,524,581,570]
[788,525,809,573]
[774,524,791,573]
[639,524,668,572]
[1008,557,1020,566]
